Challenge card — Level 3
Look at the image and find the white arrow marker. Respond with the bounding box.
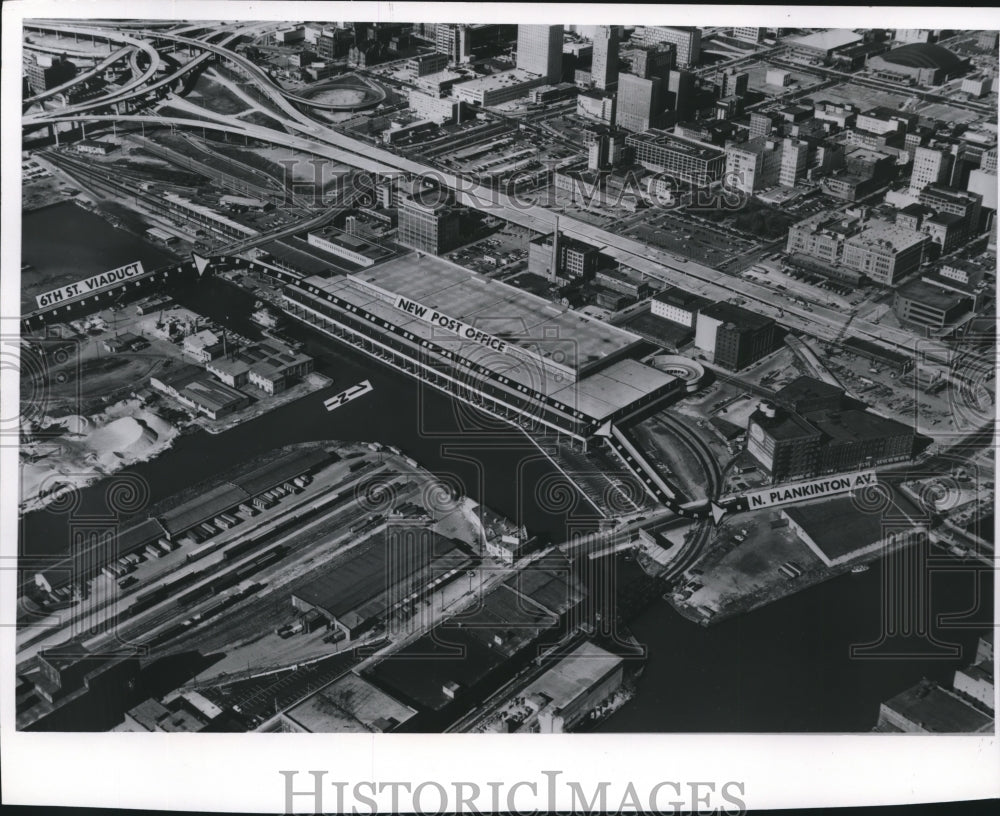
[710,502,727,526]
[325,380,373,412]
[192,253,211,276]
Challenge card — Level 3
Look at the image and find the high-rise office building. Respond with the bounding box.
[638,26,702,67]
[780,138,810,187]
[516,24,564,82]
[910,146,954,195]
[616,72,666,133]
[666,68,696,120]
[397,188,461,255]
[591,25,620,91]
[725,137,783,194]
[628,43,674,80]
[720,69,749,98]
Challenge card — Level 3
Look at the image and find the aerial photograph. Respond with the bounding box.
[13,15,996,738]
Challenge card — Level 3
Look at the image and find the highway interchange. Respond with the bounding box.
[24,21,964,372]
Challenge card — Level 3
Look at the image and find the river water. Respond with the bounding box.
[19,204,994,732]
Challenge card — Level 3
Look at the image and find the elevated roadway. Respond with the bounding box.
[23,45,132,109]
[23,22,264,125]
[32,101,958,368]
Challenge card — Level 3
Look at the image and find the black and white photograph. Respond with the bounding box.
[1,2,998,812]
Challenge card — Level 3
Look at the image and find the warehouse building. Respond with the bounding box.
[306,226,393,268]
[783,495,913,567]
[892,279,972,329]
[291,532,474,638]
[650,286,711,328]
[746,377,918,482]
[362,555,585,726]
[514,640,624,733]
[841,224,929,285]
[277,672,417,733]
[695,302,779,371]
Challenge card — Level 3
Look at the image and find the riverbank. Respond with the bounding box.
[20,397,181,513]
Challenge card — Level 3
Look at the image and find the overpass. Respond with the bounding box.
[23,45,132,109]
[23,23,960,370]
[22,23,263,125]
[31,99,959,370]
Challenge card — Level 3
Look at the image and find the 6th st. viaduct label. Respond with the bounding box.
[35,261,147,309]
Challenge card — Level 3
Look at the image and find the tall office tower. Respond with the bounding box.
[720,69,749,98]
[516,24,564,82]
[616,72,666,132]
[666,68,696,120]
[639,26,701,67]
[591,25,620,91]
[629,43,674,80]
[749,112,776,140]
[910,146,954,195]
[780,138,810,187]
[435,24,459,59]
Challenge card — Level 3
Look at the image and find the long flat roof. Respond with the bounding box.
[159,482,250,536]
[282,673,416,733]
[521,640,623,709]
[292,533,468,620]
[883,680,993,733]
[291,255,677,422]
[556,358,676,423]
[307,254,641,371]
[787,29,863,52]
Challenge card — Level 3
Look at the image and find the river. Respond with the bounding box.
[19,206,994,732]
[20,201,177,314]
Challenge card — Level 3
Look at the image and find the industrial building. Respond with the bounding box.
[363,556,585,726]
[280,255,681,441]
[451,69,549,106]
[277,672,417,733]
[892,279,972,329]
[695,302,779,371]
[527,232,602,281]
[785,210,865,266]
[306,226,393,268]
[650,287,712,328]
[745,378,918,482]
[877,680,993,733]
[782,495,908,567]
[503,640,624,733]
[17,644,141,731]
[25,53,77,94]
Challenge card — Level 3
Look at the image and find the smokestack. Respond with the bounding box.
[550,215,560,283]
